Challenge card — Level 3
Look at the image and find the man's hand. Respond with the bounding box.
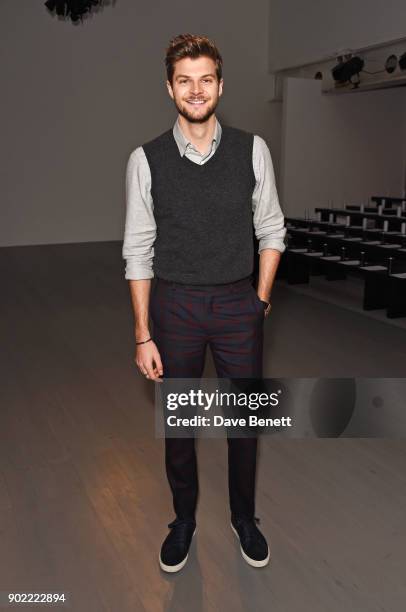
[263,302,272,318]
[135,340,164,382]
[257,248,281,318]
[128,279,163,382]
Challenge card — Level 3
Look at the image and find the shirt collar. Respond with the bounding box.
[173,117,222,157]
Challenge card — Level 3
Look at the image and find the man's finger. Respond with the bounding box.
[153,354,164,376]
[145,362,161,382]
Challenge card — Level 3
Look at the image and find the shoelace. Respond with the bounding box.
[167,518,195,547]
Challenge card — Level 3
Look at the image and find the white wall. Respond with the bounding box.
[269,0,406,71]
[1,0,277,247]
[280,78,406,218]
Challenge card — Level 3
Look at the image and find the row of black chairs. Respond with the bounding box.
[280,218,406,318]
[314,196,406,233]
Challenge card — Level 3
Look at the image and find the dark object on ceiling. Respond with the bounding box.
[385,54,398,74]
[44,0,109,23]
[332,56,365,85]
[399,52,406,71]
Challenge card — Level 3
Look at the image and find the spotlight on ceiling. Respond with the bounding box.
[331,56,364,85]
[385,54,398,74]
[399,52,406,71]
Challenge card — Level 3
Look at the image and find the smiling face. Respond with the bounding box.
[166,55,223,124]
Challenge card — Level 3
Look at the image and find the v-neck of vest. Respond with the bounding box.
[172,125,226,169]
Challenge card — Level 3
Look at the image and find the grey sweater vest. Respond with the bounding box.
[142,125,256,284]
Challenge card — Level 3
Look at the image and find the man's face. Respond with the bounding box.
[167,56,223,124]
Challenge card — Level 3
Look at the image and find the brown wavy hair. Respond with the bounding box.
[165,34,223,84]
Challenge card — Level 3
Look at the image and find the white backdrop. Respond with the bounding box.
[0,0,273,247]
[280,78,406,218]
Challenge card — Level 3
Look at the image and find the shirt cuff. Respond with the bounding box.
[258,238,286,254]
[124,262,154,280]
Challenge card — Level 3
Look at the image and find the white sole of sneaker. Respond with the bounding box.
[159,527,196,573]
[230,523,270,568]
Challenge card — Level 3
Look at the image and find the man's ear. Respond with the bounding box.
[218,78,224,97]
[166,80,174,99]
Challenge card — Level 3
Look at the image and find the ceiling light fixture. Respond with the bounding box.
[331,55,364,87]
[44,0,112,24]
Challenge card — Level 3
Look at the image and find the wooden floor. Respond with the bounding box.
[1,241,405,612]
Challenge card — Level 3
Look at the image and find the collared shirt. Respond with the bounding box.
[172,116,221,165]
[123,118,286,280]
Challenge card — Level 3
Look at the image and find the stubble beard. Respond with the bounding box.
[174,95,219,124]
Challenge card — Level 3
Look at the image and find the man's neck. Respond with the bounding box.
[177,114,217,155]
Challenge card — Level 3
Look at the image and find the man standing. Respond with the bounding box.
[122,34,286,573]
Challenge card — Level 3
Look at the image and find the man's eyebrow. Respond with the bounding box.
[175,73,216,80]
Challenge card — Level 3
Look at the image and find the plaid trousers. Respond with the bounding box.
[150,275,264,520]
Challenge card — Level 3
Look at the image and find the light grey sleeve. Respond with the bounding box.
[122,146,156,280]
[252,135,286,254]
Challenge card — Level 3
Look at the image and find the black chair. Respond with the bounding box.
[386,259,406,318]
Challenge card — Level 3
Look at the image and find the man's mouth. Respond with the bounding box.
[186,99,207,105]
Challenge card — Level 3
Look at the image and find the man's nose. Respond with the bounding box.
[189,81,203,95]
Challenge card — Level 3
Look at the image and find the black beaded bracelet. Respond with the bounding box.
[136,337,152,345]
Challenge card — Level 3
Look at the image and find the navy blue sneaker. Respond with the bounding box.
[159,518,196,573]
[231,516,270,567]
